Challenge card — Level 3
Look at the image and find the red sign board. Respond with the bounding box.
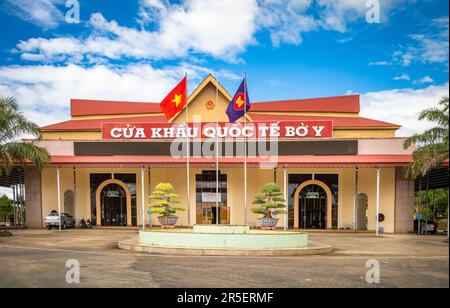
[101,121,333,140]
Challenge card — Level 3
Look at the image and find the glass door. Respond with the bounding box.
[299,184,327,229]
[196,171,229,225]
[101,184,127,226]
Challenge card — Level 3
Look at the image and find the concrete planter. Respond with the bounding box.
[258,218,279,230]
[158,216,178,229]
[138,229,309,250]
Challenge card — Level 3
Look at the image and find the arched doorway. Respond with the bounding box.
[95,179,132,227]
[294,180,333,229]
[356,193,368,230]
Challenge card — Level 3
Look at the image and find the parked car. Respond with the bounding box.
[414,219,438,235]
[44,211,76,230]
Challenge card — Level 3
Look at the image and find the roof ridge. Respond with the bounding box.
[253,94,360,104]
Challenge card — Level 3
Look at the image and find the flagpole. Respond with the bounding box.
[216,72,220,225]
[244,73,248,226]
[185,73,191,228]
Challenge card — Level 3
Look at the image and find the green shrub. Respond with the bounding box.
[251,182,287,219]
[148,183,185,217]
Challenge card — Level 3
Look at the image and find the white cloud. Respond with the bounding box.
[16,0,260,63]
[414,75,434,85]
[361,83,450,137]
[317,0,369,32]
[389,16,449,68]
[394,73,410,81]
[257,0,318,46]
[0,187,12,199]
[393,51,414,66]
[410,17,449,64]
[369,61,390,66]
[317,0,409,32]
[0,63,240,127]
[257,0,409,46]
[13,0,412,62]
[3,0,65,29]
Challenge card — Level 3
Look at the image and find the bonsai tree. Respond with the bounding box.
[252,182,287,219]
[148,183,185,221]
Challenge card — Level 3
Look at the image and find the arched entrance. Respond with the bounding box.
[95,179,132,227]
[294,180,333,229]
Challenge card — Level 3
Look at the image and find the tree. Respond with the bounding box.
[0,194,13,222]
[251,183,286,219]
[416,189,449,218]
[1,96,50,176]
[148,183,185,217]
[403,97,449,179]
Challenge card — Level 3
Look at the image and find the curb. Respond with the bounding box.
[118,239,333,257]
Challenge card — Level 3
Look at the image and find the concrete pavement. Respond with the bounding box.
[0,230,448,288]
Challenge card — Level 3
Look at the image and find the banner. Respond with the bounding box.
[101,121,333,140]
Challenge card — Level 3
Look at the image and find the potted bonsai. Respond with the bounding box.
[252,182,287,230]
[148,183,185,229]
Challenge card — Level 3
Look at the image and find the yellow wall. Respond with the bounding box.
[40,166,397,232]
[149,167,278,227]
[39,77,399,231]
[41,168,75,226]
[174,83,232,123]
[333,129,396,138]
[41,167,151,227]
[42,131,102,140]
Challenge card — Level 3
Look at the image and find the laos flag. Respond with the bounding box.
[226,78,251,123]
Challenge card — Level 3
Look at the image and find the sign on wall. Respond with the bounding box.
[306,192,320,199]
[106,191,120,198]
[202,192,222,203]
[101,121,333,140]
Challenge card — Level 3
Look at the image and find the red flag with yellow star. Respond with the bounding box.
[160,77,187,120]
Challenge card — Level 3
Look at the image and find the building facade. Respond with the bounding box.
[24,75,416,233]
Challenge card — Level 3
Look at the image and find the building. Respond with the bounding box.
[23,75,415,233]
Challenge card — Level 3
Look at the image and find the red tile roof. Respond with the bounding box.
[42,116,168,131]
[71,99,161,117]
[42,113,399,132]
[42,94,398,130]
[249,114,400,128]
[47,154,412,167]
[251,95,360,113]
[70,95,360,117]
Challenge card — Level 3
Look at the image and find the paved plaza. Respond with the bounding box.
[0,230,448,288]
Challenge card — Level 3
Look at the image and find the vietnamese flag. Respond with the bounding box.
[160,77,187,120]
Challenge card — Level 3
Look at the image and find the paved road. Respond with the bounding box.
[0,230,448,288]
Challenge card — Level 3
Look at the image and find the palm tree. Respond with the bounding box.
[403,96,449,179]
[0,96,50,176]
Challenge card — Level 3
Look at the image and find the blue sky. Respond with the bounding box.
[0,0,448,134]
